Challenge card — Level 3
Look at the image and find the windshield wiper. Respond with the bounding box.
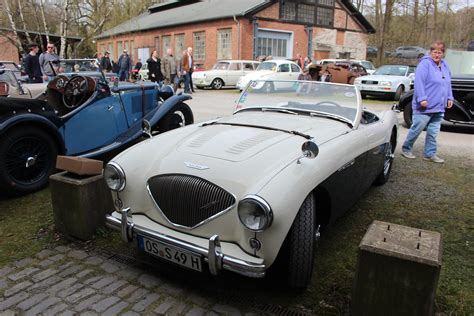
[261,107,298,115]
[309,111,353,128]
[200,121,311,139]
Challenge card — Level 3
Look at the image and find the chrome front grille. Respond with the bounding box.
[147,174,236,228]
[361,80,379,85]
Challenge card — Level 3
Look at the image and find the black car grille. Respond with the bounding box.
[361,80,379,84]
[147,174,236,228]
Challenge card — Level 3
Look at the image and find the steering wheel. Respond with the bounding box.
[313,101,343,109]
[62,76,89,108]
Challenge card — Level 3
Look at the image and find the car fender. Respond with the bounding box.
[0,113,65,154]
[148,94,192,127]
[445,99,472,122]
[397,89,414,110]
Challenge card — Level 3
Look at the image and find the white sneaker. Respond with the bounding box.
[423,155,445,163]
[401,151,416,159]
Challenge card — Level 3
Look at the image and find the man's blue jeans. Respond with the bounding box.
[184,72,191,93]
[402,112,444,158]
[119,69,128,81]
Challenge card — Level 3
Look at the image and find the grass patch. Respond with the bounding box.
[0,152,472,314]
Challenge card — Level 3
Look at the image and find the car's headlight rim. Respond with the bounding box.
[104,162,126,192]
[379,81,392,87]
[238,195,273,232]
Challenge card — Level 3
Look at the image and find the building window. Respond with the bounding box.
[175,33,184,57]
[280,0,334,27]
[154,37,160,56]
[162,35,171,57]
[124,41,129,53]
[117,41,123,56]
[256,37,287,58]
[193,31,206,60]
[316,7,333,26]
[130,40,134,59]
[108,42,114,60]
[217,29,232,60]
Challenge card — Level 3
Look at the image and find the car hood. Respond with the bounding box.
[239,71,274,82]
[113,111,350,193]
[360,74,407,82]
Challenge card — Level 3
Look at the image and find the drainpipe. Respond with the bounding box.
[233,15,240,59]
[252,17,259,60]
[305,25,313,59]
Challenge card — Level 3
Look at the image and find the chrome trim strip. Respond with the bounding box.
[105,213,266,278]
[145,178,237,230]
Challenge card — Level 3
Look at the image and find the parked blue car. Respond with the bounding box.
[0,59,194,195]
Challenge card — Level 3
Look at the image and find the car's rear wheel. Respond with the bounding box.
[403,102,413,127]
[287,193,316,289]
[158,102,194,133]
[394,85,404,101]
[373,131,396,186]
[211,78,224,90]
[0,126,58,196]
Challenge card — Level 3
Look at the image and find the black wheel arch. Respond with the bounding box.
[1,118,65,155]
[397,89,414,110]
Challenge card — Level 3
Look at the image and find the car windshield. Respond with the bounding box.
[0,62,20,72]
[236,80,360,126]
[374,65,408,76]
[212,62,230,70]
[256,62,277,71]
[56,59,101,74]
[360,61,375,70]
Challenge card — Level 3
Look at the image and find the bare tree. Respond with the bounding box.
[39,0,51,43]
[4,0,26,53]
[17,0,32,43]
[59,0,71,58]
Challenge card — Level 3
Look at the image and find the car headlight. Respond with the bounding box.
[104,162,126,191]
[238,195,273,232]
[379,81,392,87]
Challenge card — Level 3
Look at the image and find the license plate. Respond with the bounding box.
[361,85,377,91]
[138,235,202,272]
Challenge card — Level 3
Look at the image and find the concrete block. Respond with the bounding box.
[352,220,442,316]
[50,171,113,240]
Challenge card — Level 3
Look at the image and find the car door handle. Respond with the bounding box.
[106,105,114,111]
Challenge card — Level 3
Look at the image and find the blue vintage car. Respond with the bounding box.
[0,59,194,195]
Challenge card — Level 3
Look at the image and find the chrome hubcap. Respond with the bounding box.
[25,156,37,168]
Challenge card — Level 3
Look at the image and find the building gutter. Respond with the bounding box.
[233,15,241,59]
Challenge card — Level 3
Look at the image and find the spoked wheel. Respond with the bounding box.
[0,127,58,195]
[373,131,396,186]
[158,102,194,133]
[211,78,224,90]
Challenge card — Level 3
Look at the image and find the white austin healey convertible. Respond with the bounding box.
[105,80,398,288]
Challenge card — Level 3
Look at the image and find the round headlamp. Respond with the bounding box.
[104,162,126,191]
[238,195,273,232]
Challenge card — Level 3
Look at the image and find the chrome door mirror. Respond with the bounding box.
[142,119,152,138]
[302,140,319,159]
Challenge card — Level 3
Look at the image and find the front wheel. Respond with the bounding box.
[0,126,58,196]
[394,85,404,101]
[211,78,224,90]
[287,193,316,289]
[157,102,194,133]
[373,131,396,186]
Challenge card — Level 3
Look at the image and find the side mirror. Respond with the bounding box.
[302,140,319,159]
[142,119,152,138]
[0,82,9,96]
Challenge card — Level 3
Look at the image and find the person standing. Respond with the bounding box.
[100,51,112,72]
[401,40,453,163]
[118,50,132,81]
[39,42,59,82]
[296,53,305,70]
[181,47,193,93]
[147,50,163,83]
[161,48,178,88]
[23,43,43,83]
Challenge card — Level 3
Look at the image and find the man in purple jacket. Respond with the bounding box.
[401,40,453,163]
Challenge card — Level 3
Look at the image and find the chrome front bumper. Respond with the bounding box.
[105,208,266,278]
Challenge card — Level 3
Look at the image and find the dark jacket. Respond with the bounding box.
[147,57,163,82]
[23,53,43,83]
[118,54,132,71]
[100,56,112,72]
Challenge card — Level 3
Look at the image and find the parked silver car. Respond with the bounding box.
[392,46,427,59]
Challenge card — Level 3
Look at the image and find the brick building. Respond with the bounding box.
[96,0,375,69]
